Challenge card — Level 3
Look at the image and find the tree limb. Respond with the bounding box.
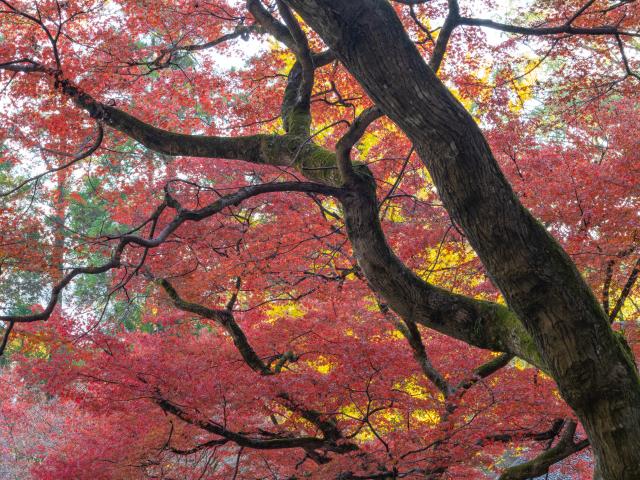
[158,278,272,375]
[459,16,638,38]
[499,421,589,480]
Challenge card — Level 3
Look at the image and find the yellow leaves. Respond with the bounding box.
[340,405,410,441]
[394,376,430,400]
[269,38,296,74]
[380,174,407,222]
[508,58,539,113]
[413,167,435,201]
[364,295,381,312]
[449,86,475,114]
[9,331,51,358]
[341,403,361,418]
[388,329,405,340]
[320,198,341,218]
[384,205,405,223]
[265,301,306,324]
[418,244,481,291]
[538,370,551,380]
[608,286,639,321]
[411,409,441,425]
[307,355,335,374]
[513,358,529,371]
[508,80,534,113]
[340,404,375,441]
[356,131,380,159]
[338,379,443,444]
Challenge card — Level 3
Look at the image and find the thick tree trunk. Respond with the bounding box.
[286,1,640,477]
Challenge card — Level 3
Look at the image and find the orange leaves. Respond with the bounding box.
[67,191,85,205]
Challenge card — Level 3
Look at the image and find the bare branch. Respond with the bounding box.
[336,106,382,182]
[246,0,297,51]
[609,256,640,322]
[179,25,258,53]
[158,278,272,375]
[0,181,341,329]
[459,16,639,38]
[0,321,14,355]
[566,0,597,25]
[0,58,48,73]
[498,421,589,480]
[615,34,640,81]
[429,0,460,72]
[156,395,335,451]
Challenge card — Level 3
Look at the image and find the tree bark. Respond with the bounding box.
[285,1,640,478]
[64,86,543,367]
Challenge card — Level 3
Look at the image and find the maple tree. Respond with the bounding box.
[0,0,639,478]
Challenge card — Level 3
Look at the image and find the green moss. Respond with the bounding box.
[286,107,311,137]
[478,300,544,370]
[298,144,341,185]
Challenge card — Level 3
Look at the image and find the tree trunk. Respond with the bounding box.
[286,1,640,477]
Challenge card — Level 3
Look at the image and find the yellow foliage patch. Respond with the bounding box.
[265,301,306,325]
[394,376,430,400]
[412,409,441,425]
[513,358,529,371]
[307,355,336,374]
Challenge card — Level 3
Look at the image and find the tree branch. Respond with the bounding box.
[158,278,272,375]
[246,0,297,51]
[499,421,589,480]
[609,256,640,322]
[1,45,543,374]
[335,106,382,182]
[0,181,340,329]
[459,16,639,38]
[0,321,15,355]
[156,395,340,451]
[428,0,460,72]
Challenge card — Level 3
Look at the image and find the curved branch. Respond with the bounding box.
[0,321,15,355]
[499,421,589,480]
[0,58,48,73]
[246,0,297,51]
[336,106,383,182]
[168,438,229,455]
[428,0,459,72]
[459,16,639,38]
[156,395,353,453]
[120,25,261,74]
[1,46,542,374]
[158,278,272,375]
[179,25,259,53]
[0,181,340,328]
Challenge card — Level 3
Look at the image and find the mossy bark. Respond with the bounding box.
[287,1,640,478]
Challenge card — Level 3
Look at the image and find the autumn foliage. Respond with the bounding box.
[0,1,638,479]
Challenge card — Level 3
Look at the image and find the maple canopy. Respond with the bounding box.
[0,0,639,479]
